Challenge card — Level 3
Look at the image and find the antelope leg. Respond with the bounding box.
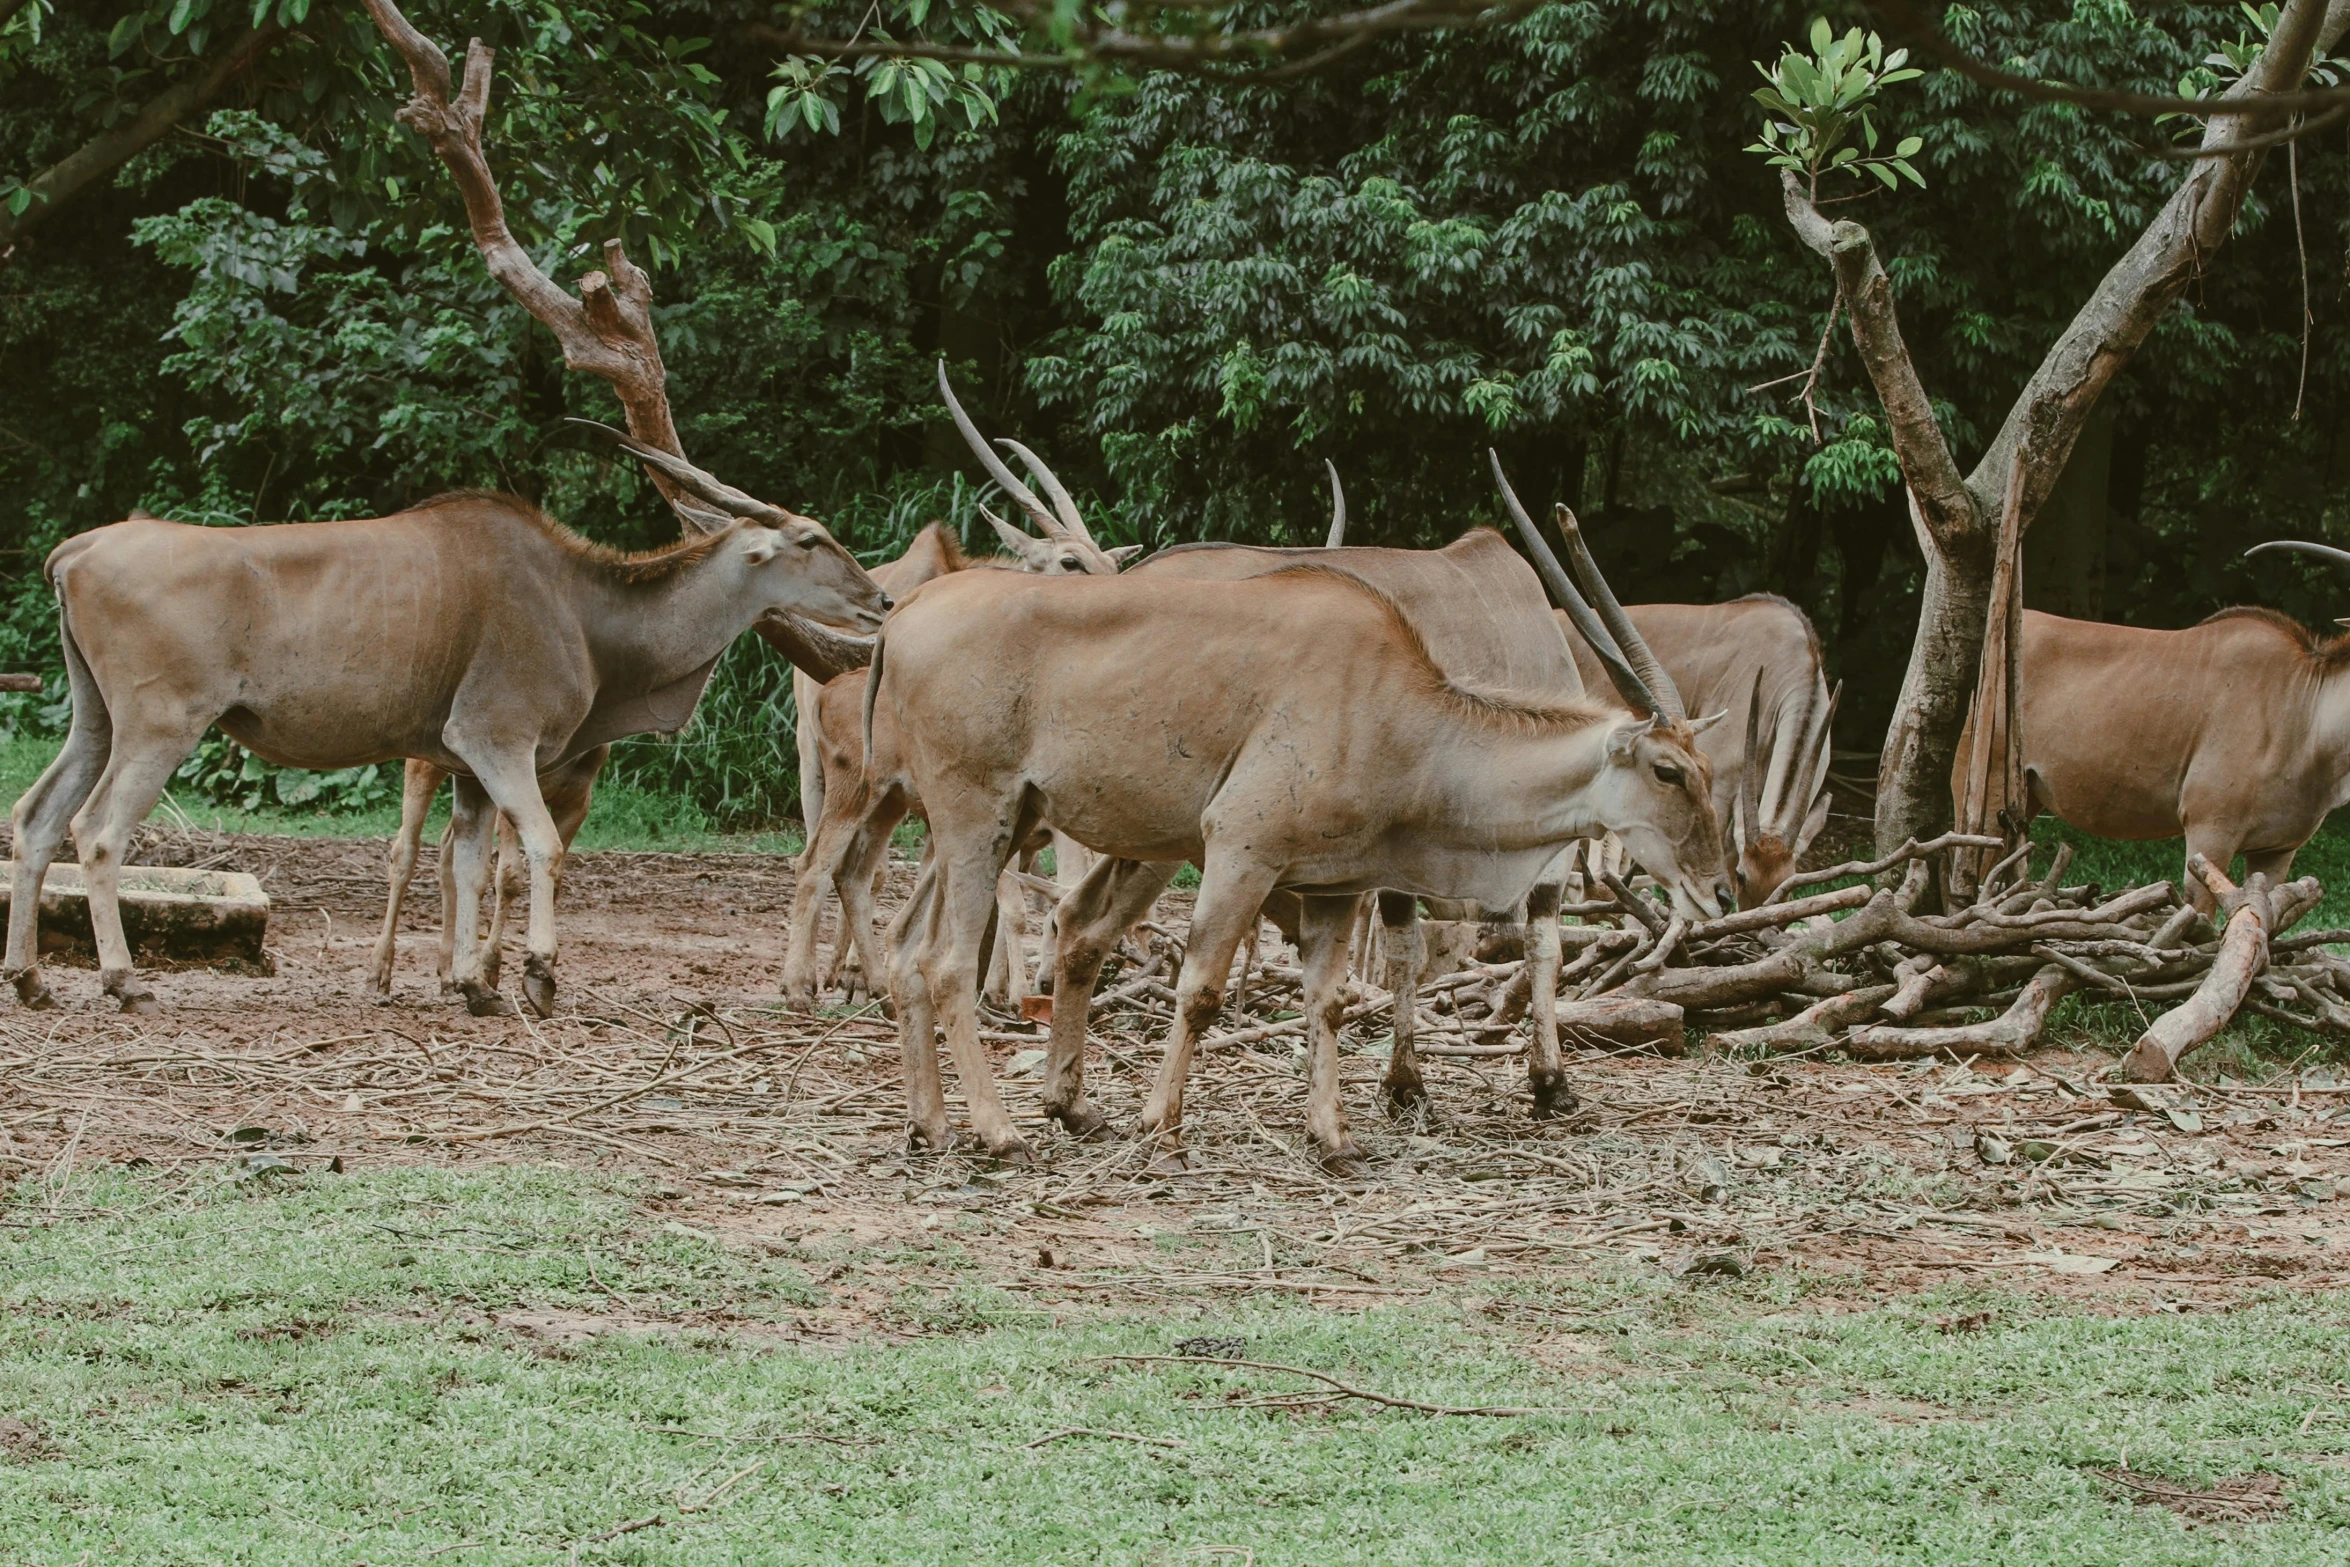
[487,747,600,991]
[888,849,954,1151]
[454,751,566,1019]
[369,760,443,999]
[482,811,523,990]
[782,786,866,1006]
[71,725,201,1015]
[433,814,462,994]
[1300,891,1369,1172]
[5,678,109,1008]
[1523,879,1575,1118]
[442,776,507,1015]
[1138,854,1279,1168]
[991,857,1031,1010]
[1041,856,1176,1139]
[2180,829,2241,916]
[916,817,1037,1162]
[834,795,907,1017]
[1377,890,1428,1112]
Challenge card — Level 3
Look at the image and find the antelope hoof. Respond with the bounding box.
[1145,1144,1191,1177]
[1319,1143,1367,1179]
[7,967,55,1010]
[1529,1072,1580,1121]
[460,979,515,1018]
[1383,1073,1430,1115]
[984,1134,1040,1166]
[1046,1099,1113,1142]
[907,1120,966,1154]
[521,955,556,1019]
[101,968,157,1016]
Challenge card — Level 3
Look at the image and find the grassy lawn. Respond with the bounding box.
[0,1163,2344,1564]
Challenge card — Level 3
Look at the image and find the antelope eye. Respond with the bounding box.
[796,534,820,551]
[1653,764,1685,787]
[1060,557,1081,572]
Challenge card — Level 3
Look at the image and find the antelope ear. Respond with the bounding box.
[1606,715,1659,760]
[1687,708,1729,736]
[986,512,1046,563]
[1797,790,1832,854]
[1106,544,1144,565]
[741,529,781,565]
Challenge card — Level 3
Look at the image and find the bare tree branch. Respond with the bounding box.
[360,0,687,490]
[1869,0,2350,122]
[0,23,286,248]
[1962,0,2349,530]
[1779,169,1974,543]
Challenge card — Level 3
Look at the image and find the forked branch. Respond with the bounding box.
[361,0,691,515]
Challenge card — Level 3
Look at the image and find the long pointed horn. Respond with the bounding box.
[1324,461,1347,549]
[567,418,785,523]
[1738,667,1766,852]
[2248,540,2350,571]
[1548,504,1685,722]
[937,360,1063,539]
[994,439,1095,546]
[1488,450,1657,717]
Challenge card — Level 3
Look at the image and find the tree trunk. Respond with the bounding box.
[1875,512,1991,862]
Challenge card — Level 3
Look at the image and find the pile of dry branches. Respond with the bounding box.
[1525,835,2347,1079]
[1164,835,2346,1085]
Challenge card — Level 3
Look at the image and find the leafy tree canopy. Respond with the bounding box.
[1,1,2343,822]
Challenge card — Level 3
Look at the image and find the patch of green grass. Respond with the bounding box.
[3,1165,2349,1563]
[0,736,806,857]
[2032,811,2350,931]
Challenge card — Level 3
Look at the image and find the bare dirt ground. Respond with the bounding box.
[3,827,2348,1333]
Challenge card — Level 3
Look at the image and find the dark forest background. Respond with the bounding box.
[3,1,2346,825]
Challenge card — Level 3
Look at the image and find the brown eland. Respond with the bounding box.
[859,463,1723,1169]
[6,489,887,1016]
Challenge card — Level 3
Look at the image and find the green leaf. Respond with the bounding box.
[167,0,201,36]
[1896,158,1926,187]
[1810,15,1833,55]
[1879,68,1922,84]
[1895,135,1923,157]
[1867,161,1897,188]
[108,10,143,52]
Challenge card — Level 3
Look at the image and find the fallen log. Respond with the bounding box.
[1843,963,2078,1060]
[1703,984,1896,1055]
[1555,995,1685,1055]
[2121,860,2270,1083]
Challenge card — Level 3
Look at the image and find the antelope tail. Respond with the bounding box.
[856,626,887,810]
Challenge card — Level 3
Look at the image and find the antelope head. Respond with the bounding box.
[571,419,891,633]
[1730,669,1840,906]
[939,362,1140,576]
[1490,453,1731,919]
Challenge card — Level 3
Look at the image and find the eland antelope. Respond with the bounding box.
[860,465,1724,1169]
[1956,539,2350,912]
[7,489,887,1016]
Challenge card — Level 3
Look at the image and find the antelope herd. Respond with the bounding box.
[9,0,2347,1173]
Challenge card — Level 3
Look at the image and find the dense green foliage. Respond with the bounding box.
[2,2,2345,824]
